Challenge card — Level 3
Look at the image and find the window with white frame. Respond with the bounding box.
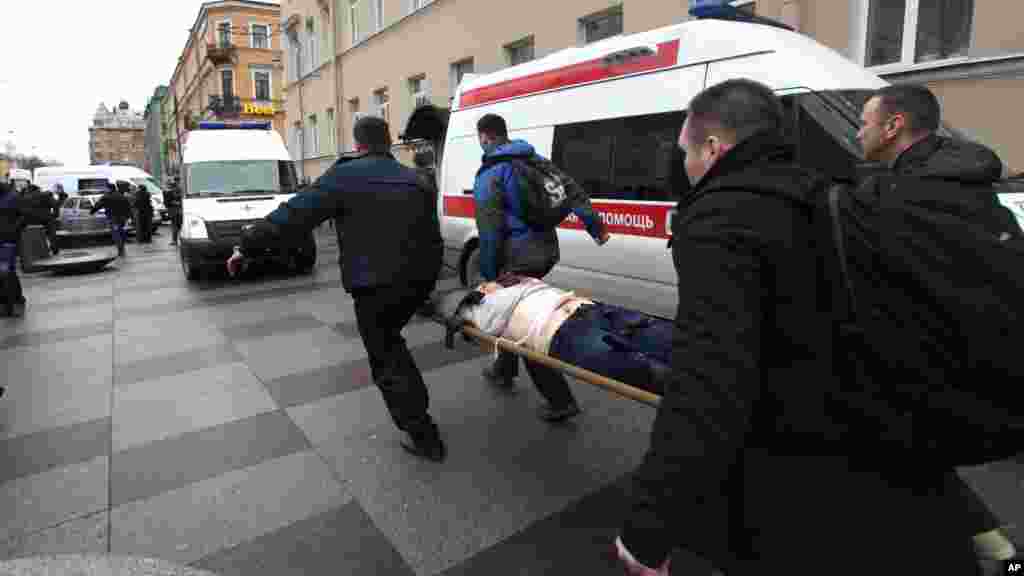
[374,88,390,122]
[306,17,319,72]
[253,69,271,101]
[350,0,360,44]
[409,75,430,107]
[864,0,974,68]
[308,114,319,157]
[217,20,232,47]
[579,6,623,44]
[409,0,428,14]
[505,36,535,66]
[450,58,474,97]
[251,23,269,49]
[326,108,336,153]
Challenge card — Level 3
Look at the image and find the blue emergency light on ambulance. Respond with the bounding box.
[688,0,734,17]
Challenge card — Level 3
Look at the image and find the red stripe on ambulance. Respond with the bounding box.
[443,196,672,240]
[459,40,681,108]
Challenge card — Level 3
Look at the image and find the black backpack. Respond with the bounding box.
[483,155,584,230]
[826,174,1024,466]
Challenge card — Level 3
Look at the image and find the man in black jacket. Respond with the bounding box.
[91,183,132,257]
[164,177,183,246]
[615,79,983,575]
[857,83,1017,568]
[1,181,52,318]
[135,183,153,244]
[227,116,446,462]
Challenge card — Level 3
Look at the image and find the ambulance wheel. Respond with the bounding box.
[460,245,483,288]
[180,249,200,282]
[294,234,317,274]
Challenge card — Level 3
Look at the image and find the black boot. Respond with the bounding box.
[400,420,446,462]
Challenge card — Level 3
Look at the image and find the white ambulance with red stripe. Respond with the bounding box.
[403,12,968,317]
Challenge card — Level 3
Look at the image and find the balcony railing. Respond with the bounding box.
[207,43,237,66]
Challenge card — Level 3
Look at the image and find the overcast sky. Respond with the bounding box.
[0,0,263,168]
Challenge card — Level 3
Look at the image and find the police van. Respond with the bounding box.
[403,2,1014,318]
[178,121,311,281]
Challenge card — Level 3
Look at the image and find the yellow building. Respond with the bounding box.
[167,0,286,173]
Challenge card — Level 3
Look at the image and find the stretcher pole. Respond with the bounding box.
[457,324,662,408]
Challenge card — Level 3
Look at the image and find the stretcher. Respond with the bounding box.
[429,288,663,408]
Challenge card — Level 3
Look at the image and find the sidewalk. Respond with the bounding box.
[0,228,655,575]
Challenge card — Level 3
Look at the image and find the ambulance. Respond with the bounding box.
[403,2,1015,318]
[178,120,311,281]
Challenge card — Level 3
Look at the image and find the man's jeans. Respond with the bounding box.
[548,302,673,396]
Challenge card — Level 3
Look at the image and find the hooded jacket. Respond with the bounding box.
[619,130,982,575]
[472,139,604,281]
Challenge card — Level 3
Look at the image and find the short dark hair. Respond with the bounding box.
[353,116,392,154]
[686,79,784,146]
[872,84,940,135]
[476,114,508,140]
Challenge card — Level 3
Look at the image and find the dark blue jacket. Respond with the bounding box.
[473,140,604,281]
[240,152,442,292]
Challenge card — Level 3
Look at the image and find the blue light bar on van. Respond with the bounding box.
[197,121,272,130]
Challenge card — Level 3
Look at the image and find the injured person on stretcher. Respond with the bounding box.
[433,273,674,397]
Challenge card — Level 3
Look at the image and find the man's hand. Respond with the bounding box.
[615,537,671,576]
[226,247,247,277]
[597,231,611,246]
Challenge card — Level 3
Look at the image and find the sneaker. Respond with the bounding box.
[538,402,582,423]
[400,422,447,462]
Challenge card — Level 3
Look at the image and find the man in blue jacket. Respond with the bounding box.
[473,113,609,422]
[228,116,446,462]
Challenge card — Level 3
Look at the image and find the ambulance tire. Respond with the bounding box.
[460,244,483,288]
[294,234,317,274]
[180,248,200,282]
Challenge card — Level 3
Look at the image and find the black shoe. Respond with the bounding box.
[482,363,516,388]
[10,301,25,318]
[538,402,581,423]
[400,423,447,462]
[0,386,4,398]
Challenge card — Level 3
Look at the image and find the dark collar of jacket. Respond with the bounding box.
[892,133,1003,184]
[684,130,800,204]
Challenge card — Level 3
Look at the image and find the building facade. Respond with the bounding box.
[167,0,286,175]
[144,86,169,183]
[89,101,146,167]
[283,0,1022,180]
[161,89,180,180]
[281,0,340,181]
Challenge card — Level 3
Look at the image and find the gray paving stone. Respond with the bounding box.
[192,502,414,576]
[0,336,113,441]
[0,321,112,351]
[112,362,277,452]
[264,360,374,409]
[111,410,310,507]
[219,314,325,342]
[110,450,350,566]
[0,306,113,341]
[0,418,110,486]
[286,385,393,447]
[0,457,108,543]
[233,326,365,382]
[114,315,227,366]
[115,344,242,388]
[0,512,109,563]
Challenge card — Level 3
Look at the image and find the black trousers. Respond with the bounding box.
[137,212,153,243]
[353,280,437,433]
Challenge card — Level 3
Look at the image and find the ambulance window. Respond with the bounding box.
[552,111,688,203]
